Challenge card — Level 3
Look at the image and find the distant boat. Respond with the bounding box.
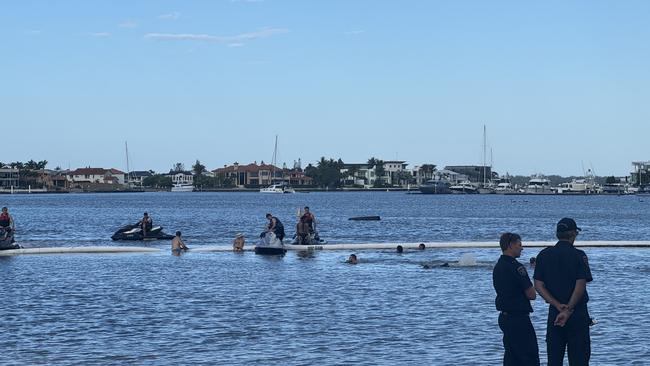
[449,181,479,194]
[171,183,193,192]
[349,216,381,221]
[260,183,295,194]
[418,180,452,194]
[524,175,554,194]
[260,135,295,194]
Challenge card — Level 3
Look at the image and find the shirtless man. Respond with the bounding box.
[171,231,188,255]
[233,233,245,252]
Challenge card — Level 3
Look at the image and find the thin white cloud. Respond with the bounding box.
[118,20,138,28]
[144,27,288,43]
[345,30,366,35]
[90,32,111,37]
[158,12,180,20]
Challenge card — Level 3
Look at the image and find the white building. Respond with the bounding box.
[167,171,194,185]
[68,168,126,185]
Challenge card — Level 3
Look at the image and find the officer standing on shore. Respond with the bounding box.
[534,218,592,366]
[493,232,540,365]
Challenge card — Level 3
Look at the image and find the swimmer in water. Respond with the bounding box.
[346,254,358,264]
[171,231,189,256]
[396,245,404,253]
[418,243,426,250]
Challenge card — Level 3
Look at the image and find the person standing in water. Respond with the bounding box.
[493,232,539,365]
[171,231,188,255]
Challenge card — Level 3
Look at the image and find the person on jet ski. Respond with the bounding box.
[138,212,153,237]
[296,207,316,244]
[265,213,285,243]
[300,206,316,232]
[0,206,15,239]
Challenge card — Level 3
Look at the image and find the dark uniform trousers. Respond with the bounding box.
[498,312,540,366]
[546,307,591,366]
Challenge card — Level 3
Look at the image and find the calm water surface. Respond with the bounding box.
[1,193,649,365]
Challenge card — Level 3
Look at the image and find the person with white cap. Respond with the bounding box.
[233,233,245,252]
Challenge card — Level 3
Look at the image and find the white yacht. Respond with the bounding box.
[171,183,194,192]
[494,182,517,194]
[449,181,479,194]
[524,175,554,194]
[260,183,295,194]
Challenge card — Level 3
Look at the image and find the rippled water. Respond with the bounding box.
[1,193,649,365]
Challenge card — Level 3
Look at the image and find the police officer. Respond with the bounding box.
[493,232,540,365]
[534,218,592,366]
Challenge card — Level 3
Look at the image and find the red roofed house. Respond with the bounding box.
[68,168,127,185]
[213,162,313,187]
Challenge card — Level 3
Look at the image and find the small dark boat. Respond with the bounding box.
[0,229,20,250]
[348,216,381,221]
[111,223,175,241]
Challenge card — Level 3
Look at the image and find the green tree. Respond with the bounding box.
[367,157,386,187]
[605,176,618,184]
[142,175,173,188]
[172,163,185,172]
[419,164,437,180]
[307,157,344,188]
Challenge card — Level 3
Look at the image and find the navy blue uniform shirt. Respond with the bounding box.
[533,241,593,308]
[493,255,534,314]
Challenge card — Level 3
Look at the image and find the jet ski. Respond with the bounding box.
[255,232,286,255]
[0,228,20,250]
[111,223,175,241]
[292,230,327,245]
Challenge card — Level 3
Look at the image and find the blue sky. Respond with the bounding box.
[2,1,649,176]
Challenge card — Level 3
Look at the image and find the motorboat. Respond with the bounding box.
[557,179,600,194]
[494,182,517,194]
[255,232,286,255]
[260,183,295,194]
[0,229,20,250]
[171,183,194,192]
[111,223,175,241]
[418,180,452,194]
[524,175,555,194]
[449,181,479,194]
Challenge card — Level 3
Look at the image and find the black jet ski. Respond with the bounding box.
[0,228,20,250]
[111,223,175,241]
[292,230,327,245]
[255,232,286,255]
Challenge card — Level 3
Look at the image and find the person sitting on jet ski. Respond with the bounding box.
[265,213,285,243]
[138,212,153,237]
[300,206,316,232]
[0,206,15,239]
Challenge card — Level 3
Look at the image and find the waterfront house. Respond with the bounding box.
[444,165,492,184]
[166,171,194,185]
[0,165,19,189]
[213,162,312,187]
[128,170,154,187]
[631,161,650,187]
[68,168,127,185]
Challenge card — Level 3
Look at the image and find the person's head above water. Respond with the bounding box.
[347,254,358,264]
[418,243,426,250]
[396,245,404,253]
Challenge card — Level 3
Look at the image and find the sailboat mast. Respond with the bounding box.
[482,125,487,186]
[272,135,278,184]
[125,141,131,186]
